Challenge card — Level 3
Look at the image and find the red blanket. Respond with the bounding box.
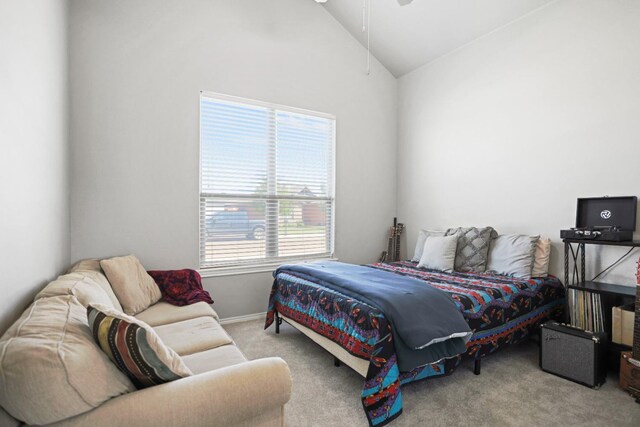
[147,269,213,306]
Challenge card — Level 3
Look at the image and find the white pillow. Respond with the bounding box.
[532,237,551,277]
[412,229,446,262]
[417,235,458,272]
[487,234,539,278]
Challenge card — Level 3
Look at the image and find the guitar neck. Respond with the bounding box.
[634,286,640,360]
[387,227,395,261]
[394,224,404,261]
[634,260,640,360]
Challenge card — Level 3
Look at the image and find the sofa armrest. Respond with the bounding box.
[52,358,291,427]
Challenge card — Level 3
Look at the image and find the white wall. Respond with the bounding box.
[0,0,70,334]
[398,0,640,286]
[69,0,397,319]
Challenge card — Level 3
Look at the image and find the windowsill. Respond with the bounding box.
[198,256,339,278]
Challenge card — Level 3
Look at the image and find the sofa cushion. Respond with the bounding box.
[100,255,162,315]
[68,258,103,274]
[0,296,135,425]
[182,345,247,374]
[67,259,124,309]
[88,304,193,389]
[0,407,21,427]
[153,317,233,356]
[135,301,218,327]
[35,271,124,312]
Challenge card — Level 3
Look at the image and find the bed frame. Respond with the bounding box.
[274,310,484,378]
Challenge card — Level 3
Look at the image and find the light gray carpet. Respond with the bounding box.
[225,319,640,426]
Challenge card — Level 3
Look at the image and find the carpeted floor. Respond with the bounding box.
[224,319,640,426]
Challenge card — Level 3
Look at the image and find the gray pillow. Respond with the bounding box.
[445,227,498,273]
[487,234,539,278]
[417,235,458,272]
[412,229,446,262]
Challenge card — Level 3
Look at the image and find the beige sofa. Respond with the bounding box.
[0,262,291,427]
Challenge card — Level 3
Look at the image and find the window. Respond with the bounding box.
[199,92,335,271]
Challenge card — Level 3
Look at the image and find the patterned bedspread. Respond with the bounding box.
[265,261,565,427]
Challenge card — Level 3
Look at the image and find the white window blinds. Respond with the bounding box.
[199,92,335,269]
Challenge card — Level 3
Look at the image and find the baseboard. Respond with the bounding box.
[219,312,267,325]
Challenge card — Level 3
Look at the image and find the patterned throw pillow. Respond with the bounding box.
[87,304,192,389]
[445,227,498,273]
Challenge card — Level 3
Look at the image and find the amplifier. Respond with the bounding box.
[540,321,606,389]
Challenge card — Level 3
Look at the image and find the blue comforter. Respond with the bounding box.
[275,261,472,371]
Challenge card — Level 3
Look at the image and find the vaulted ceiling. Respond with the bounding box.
[322,0,554,77]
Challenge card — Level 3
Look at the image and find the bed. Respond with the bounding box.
[265,260,565,427]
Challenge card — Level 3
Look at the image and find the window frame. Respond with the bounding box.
[198,91,337,277]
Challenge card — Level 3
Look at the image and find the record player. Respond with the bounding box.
[560,196,637,242]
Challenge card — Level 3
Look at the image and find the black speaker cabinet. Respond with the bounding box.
[540,321,606,389]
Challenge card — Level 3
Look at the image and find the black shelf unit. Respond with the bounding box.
[563,239,637,371]
[566,281,636,298]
